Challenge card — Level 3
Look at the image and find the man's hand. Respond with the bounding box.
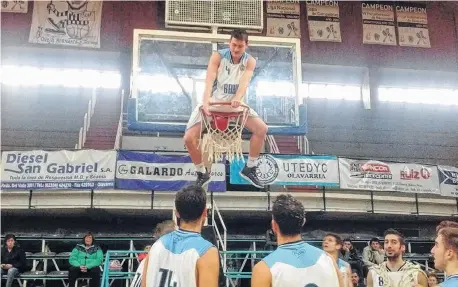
[4,264,12,269]
[80,266,87,272]
[202,102,210,115]
[343,246,349,252]
[231,99,241,108]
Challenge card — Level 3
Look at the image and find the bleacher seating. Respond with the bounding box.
[1,85,94,151]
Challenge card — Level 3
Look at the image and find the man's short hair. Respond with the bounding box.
[384,229,405,246]
[438,227,458,254]
[324,233,343,245]
[436,220,458,233]
[370,237,380,244]
[153,220,176,238]
[272,194,305,236]
[175,184,207,222]
[343,238,352,243]
[230,29,248,43]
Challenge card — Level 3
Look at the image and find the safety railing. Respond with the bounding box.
[211,200,228,285]
[266,135,280,154]
[75,88,97,149]
[101,250,142,287]
[114,90,125,149]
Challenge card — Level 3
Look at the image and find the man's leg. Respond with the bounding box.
[183,123,210,187]
[240,116,268,188]
[5,267,19,287]
[68,266,81,287]
[88,267,101,287]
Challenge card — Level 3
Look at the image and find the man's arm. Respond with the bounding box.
[251,261,271,287]
[329,257,344,287]
[346,265,354,287]
[362,247,375,267]
[233,56,256,102]
[366,270,373,287]
[416,271,428,287]
[203,52,221,105]
[140,254,149,287]
[196,247,219,287]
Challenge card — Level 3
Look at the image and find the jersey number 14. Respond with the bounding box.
[158,268,177,287]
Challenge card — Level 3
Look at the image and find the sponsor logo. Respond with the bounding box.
[400,168,431,180]
[256,155,280,185]
[349,162,393,179]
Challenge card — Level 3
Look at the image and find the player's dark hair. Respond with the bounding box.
[272,194,305,236]
[175,184,207,223]
[384,229,405,246]
[230,29,249,43]
[325,233,342,245]
[370,237,380,244]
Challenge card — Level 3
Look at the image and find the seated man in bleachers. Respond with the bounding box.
[68,232,103,287]
[1,234,26,287]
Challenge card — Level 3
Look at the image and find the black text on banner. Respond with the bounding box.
[395,2,430,48]
[362,1,397,45]
[306,0,341,42]
[266,1,301,38]
[1,150,116,190]
[29,1,103,48]
[338,158,440,194]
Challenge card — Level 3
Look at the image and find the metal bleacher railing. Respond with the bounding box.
[75,88,97,149]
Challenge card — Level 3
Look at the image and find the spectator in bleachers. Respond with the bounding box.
[68,232,103,287]
[426,272,440,287]
[1,234,26,287]
[351,270,365,287]
[152,220,176,240]
[265,228,277,251]
[341,238,364,280]
[137,245,151,262]
[362,238,385,267]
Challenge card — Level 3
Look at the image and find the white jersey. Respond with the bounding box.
[211,48,250,102]
[263,241,340,287]
[338,258,350,287]
[369,261,422,287]
[144,229,213,287]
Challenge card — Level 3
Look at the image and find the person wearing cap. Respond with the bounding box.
[1,234,26,287]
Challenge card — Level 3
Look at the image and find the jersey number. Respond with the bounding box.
[378,277,384,287]
[158,268,177,287]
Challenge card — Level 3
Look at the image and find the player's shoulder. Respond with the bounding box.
[337,258,349,269]
[216,48,231,60]
[159,229,214,257]
[440,275,458,287]
[263,241,326,269]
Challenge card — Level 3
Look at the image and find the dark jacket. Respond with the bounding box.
[1,245,26,272]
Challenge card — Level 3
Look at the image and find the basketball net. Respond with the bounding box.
[199,103,249,164]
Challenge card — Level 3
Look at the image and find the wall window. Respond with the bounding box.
[378,87,458,106]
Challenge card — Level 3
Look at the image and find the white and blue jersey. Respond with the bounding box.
[262,241,340,287]
[212,48,250,102]
[338,258,350,287]
[441,274,458,287]
[144,229,213,287]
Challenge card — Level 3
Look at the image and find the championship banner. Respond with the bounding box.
[1,150,116,190]
[395,2,430,48]
[362,1,396,45]
[306,0,341,42]
[1,0,28,13]
[266,0,300,38]
[116,152,226,192]
[29,1,102,48]
[438,166,458,197]
[338,158,440,194]
[230,154,339,187]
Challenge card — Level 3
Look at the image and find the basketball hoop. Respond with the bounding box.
[200,102,249,164]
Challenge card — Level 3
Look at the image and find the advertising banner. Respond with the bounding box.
[306,0,341,42]
[362,1,396,45]
[1,150,116,190]
[266,0,301,38]
[395,2,430,48]
[438,165,458,197]
[230,154,339,187]
[339,158,440,194]
[29,1,102,48]
[116,151,226,192]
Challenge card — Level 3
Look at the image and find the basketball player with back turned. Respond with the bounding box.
[252,194,342,287]
[142,185,219,287]
[183,29,268,189]
[431,222,458,287]
[367,229,427,287]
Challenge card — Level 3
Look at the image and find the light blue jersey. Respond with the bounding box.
[145,229,213,287]
[212,48,250,102]
[441,274,458,287]
[262,241,340,287]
